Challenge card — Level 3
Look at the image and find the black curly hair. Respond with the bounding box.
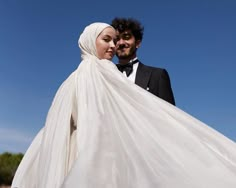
[111,17,144,41]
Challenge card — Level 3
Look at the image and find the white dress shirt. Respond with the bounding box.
[122,57,139,83]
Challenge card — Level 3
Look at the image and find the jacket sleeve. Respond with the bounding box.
[158,69,175,105]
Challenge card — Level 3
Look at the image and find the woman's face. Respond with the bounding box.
[96,27,116,60]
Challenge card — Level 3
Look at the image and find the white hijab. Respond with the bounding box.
[78,22,113,59]
[12,22,236,188]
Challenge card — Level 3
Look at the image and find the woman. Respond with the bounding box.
[12,23,236,188]
[11,22,116,188]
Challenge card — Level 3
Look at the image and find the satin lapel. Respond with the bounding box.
[135,62,151,89]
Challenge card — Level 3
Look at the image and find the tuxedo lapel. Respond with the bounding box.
[135,62,151,90]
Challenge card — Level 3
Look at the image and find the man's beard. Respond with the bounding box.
[116,47,137,60]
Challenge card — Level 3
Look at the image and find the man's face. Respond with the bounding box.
[115,30,141,60]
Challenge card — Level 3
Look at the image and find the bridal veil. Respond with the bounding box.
[12,23,236,188]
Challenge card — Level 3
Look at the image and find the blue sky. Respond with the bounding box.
[0,0,235,153]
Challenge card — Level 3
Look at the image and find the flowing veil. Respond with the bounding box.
[12,23,236,188]
[61,56,236,188]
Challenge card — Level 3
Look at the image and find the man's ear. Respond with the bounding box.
[136,40,141,48]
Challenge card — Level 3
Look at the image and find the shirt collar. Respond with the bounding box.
[129,57,138,63]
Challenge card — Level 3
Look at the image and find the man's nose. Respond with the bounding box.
[117,38,125,45]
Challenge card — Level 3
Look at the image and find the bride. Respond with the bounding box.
[12,22,236,188]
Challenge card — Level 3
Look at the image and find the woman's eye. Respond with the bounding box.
[103,38,110,42]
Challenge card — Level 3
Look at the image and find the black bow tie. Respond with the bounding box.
[116,59,139,77]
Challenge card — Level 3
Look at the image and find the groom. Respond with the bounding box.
[111,17,175,105]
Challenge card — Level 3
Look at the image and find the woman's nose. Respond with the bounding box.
[110,41,115,48]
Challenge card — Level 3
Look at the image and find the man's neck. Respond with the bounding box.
[118,56,137,65]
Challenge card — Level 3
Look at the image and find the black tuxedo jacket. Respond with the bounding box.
[135,62,175,105]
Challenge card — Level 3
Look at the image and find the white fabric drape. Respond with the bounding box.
[12,23,236,188]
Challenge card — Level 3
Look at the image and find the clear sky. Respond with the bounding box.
[0,0,235,153]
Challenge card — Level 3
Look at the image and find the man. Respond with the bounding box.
[111,17,175,105]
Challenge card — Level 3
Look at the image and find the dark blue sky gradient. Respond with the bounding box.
[0,0,235,153]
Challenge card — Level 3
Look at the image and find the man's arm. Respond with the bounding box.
[158,69,175,105]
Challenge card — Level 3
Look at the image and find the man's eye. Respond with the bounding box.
[113,39,117,45]
[123,34,131,40]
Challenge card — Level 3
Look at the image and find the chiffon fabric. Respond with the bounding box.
[12,23,236,188]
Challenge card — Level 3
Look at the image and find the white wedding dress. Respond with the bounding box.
[11,23,236,188]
